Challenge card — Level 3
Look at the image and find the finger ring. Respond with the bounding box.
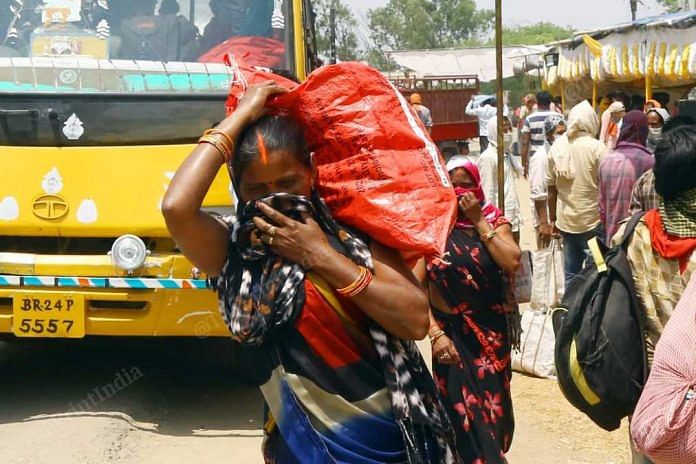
[268,226,276,237]
[268,236,274,246]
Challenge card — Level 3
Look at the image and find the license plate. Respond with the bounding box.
[12,293,85,338]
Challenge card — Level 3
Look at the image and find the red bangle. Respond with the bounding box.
[336,266,373,297]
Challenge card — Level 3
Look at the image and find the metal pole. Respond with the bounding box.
[330,1,337,64]
[495,0,505,214]
[189,0,196,25]
[630,0,637,21]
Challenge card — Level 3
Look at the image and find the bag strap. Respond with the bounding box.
[617,211,650,383]
[620,211,646,248]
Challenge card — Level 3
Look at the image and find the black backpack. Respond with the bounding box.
[554,212,648,431]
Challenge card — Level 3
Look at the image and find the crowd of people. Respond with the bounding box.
[512,89,696,464]
[161,75,696,463]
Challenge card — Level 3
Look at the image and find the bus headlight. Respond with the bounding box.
[109,235,149,271]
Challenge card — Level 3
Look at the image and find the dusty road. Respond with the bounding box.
[0,176,631,463]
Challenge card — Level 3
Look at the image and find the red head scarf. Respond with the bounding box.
[447,157,503,229]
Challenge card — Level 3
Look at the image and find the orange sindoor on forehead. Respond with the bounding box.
[256,131,269,165]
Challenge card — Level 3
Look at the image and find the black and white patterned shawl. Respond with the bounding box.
[212,193,458,464]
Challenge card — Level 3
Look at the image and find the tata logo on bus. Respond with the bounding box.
[32,194,69,220]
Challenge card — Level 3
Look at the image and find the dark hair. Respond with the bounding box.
[609,90,630,105]
[653,91,670,109]
[663,115,695,133]
[630,94,646,112]
[653,126,696,200]
[271,68,301,84]
[135,0,158,16]
[159,0,180,15]
[231,115,310,187]
[536,90,552,107]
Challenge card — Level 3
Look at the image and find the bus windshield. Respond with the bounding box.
[0,0,295,93]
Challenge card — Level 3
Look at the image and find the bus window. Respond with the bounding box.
[0,0,293,72]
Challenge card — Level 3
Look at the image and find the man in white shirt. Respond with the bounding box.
[477,116,522,243]
[466,96,509,153]
[529,113,566,249]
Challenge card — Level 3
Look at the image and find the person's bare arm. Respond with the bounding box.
[536,199,552,247]
[476,221,521,274]
[457,193,520,274]
[254,203,429,340]
[521,132,531,177]
[162,82,288,276]
[413,259,461,365]
[548,185,559,235]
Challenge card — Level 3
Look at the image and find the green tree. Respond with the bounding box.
[367,0,493,52]
[313,0,361,62]
[480,24,573,109]
[656,0,683,12]
[498,22,575,46]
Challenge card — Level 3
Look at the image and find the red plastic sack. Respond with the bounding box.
[226,59,456,257]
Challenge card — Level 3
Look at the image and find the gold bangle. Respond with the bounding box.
[481,230,498,242]
[205,129,235,154]
[430,331,446,345]
[199,134,232,163]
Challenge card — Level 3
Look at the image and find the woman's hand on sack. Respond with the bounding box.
[225,82,289,128]
[459,192,483,224]
[253,201,332,269]
[432,334,461,365]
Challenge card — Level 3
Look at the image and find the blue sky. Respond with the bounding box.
[346,0,666,31]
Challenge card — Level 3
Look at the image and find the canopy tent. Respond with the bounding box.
[542,11,696,105]
[386,45,547,82]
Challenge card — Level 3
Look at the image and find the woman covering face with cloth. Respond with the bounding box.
[415,156,521,464]
[162,82,458,464]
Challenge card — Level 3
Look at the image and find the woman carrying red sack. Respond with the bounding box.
[414,156,521,464]
[162,82,458,464]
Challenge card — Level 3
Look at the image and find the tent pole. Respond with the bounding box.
[495,0,505,215]
[592,80,597,110]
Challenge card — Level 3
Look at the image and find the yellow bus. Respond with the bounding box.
[0,0,317,340]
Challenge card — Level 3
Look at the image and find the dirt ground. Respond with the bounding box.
[0,176,633,463]
[506,176,631,463]
[508,374,630,463]
[0,338,630,464]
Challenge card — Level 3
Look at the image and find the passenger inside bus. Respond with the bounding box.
[200,0,279,54]
[119,0,199,61]
[0,0,287,69]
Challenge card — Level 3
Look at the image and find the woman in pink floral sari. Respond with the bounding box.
[416,156,521,464]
